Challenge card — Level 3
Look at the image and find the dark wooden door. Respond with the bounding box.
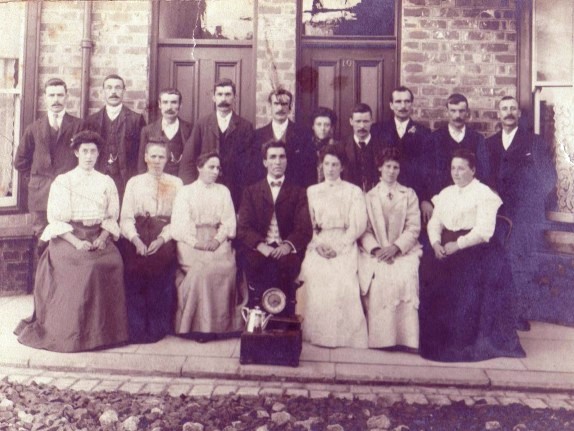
[298,45,395,139]
[157,44,254,124]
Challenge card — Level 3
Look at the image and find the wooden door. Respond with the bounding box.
[157,44,254,124]
[298,45,395,139]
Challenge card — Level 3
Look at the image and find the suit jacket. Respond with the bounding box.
[374,119,432,202]
[85,105,146,186]
[340,134,385,193]
[237,179,312,254]
[254,121,316,188]
[429,126,488,197]
[485,127,556,222]
[15,113,83,211]
[137,117,193,175]
[179,111,255,208]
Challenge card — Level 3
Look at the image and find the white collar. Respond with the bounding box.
[267,175,285,185]
[455,177,478,193]
[354,134,372,145]
[394,117,410,130]
[324,178,342,187]
[448,124,466,142]
[272,120,289,137]
[502,127,518,150]
[162,117,179,130]
[106,104,123,120]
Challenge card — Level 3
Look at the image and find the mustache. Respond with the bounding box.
[453,118,464,122]
[217,102,231,107]
[504,115,516,120]
[164,109,177,115]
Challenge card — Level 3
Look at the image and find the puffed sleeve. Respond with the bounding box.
[214,185,237,243]
[427,192,445,246]
[120,177,139,241]
[393,188,421,254]
[456,186,502,250]
[158,177,184,243]
[341,184,368,245]
[171,186,198,247]
[40,174,74,241]
[100,176,121,240]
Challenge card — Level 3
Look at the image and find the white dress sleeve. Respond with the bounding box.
[341,185,368,246]
[214,186,237,243]
[158,177,184,243]
[171,186,198,247]
[456,187,502,249]
[100,176,121,240]
[40,174,74,241]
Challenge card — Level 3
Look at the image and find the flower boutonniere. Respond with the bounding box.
[407,125,417,135]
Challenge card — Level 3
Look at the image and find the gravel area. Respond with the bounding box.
[1,378,574,430]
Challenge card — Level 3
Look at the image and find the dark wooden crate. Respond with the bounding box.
[240,328,302,367]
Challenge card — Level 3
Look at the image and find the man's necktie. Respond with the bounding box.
[359,141,366,150]
[51,113,59,132]
[270,181,283,188]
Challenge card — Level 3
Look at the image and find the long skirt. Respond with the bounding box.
[359,249,421,349]
[175,229,242,336]
[419,241,526,362]
[298,236,368,349]
[120,216,177,343]
[15,224,128,352]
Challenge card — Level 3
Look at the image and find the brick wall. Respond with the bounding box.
[401,0,517,134]
[255,0,298,128]
[38,1,151,119]
[0,233,35,295]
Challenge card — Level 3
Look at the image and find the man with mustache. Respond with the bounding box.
[254,88,316,188]
[15,78,83,246]
[341,103,384,192]
[374,86,433,222]
[137,88,192,177]
[179,78,255,209]
[85,74,146,198]
[429,93,488,199]
[484,96,556,331]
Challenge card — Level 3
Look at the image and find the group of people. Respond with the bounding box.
[13,75,555,363]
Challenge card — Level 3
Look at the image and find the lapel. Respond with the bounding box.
[285,121,295,145]
[58,113,73,144]
[505,127,526,156]
[259,179,274,206]
[370,183,408,246]
[39,114,51,145]
[115,105,129,130]
[227,112,238,136]
[151,119,163,137]
[345,135,357,166]
[207,112,220,141]
[275,181,290,207]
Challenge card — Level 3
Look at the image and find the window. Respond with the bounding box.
[301,0,395,38]
[0,2,25,209]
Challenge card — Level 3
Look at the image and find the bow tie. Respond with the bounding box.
[270,181,283,188]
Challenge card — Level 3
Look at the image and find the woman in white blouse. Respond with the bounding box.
[15,131,128,352]
[297,145,368,348]
[359,147,422,351]
[171,152,242,341]
[120,141,183,343]
[419,148,525,362]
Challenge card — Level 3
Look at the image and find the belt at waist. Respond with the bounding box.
[441,228,471,245]
[70,221,102,242]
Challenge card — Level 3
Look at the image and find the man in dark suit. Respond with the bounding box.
[373,86,433,221]
[341,103,384,193]
[179,78,255,209]
[85,74,146,198]
[485,96,556,330]
[138,88,192,177]
[254,88,316,188]
[15,78,83,242]
[237,141,312,316]
[429,93,489,198]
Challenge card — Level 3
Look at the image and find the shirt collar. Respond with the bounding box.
[354,134,371,145]
[502,127,518,150]
[162,117,179,130]
[106,104,123,120]
[267,175,285,186]
[456,177,478,193]
[324,177,342,187]
[448,124,466,141]
[272,120,289,137]
[394,117,409,130]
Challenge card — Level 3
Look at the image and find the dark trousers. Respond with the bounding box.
[242,247,302,316]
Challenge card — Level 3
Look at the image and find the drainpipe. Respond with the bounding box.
[80,1,93,118]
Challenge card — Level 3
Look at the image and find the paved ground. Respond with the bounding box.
[2,295,574,393]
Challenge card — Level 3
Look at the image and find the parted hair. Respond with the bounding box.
[70,130,104,151]
[103,74,125,88]
[261,140,287,160]
[44,78,67,93]
[319,144,347,167]
[452,148,476,170]
[214,78,236,95]
[375,147,402,168]
[196,151,220,168]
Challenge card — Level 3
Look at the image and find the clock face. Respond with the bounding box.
[262,288,286,314]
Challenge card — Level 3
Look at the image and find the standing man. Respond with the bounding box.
[85,74,146,198]
[429,93,489,197]
[254,88,316,188]
[138,88,192,177]
[341,103,384,193]
[237,141,312,316]
[374,86,432,221]
[485,96,556,330]
[15,78,83,245]
[179,78,255,209]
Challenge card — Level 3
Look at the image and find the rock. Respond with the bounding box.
[0,398,14,410]
[367,414,391,430]
[17,410,34,424]
[327,425,344,431]
[271,402,286,412]
[182,422,205,431]
[122,415,140,431]
[150,407,163,415]
[255,426,269,431]
[486,422,502,430]
[271,411,293,426]
[393,426,410,431]
[294,417,323,431]
[99,409,119,426]
[513,425,528,431]
[256,409,270,419]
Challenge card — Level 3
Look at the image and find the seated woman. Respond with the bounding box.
[14,131,128,352]
[419,148,526,362]
[298,145,368,348]
[120,141,183,343]
[171,152,242,341]
[358,147,422,351]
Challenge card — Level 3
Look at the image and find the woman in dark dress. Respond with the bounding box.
[419,148,525,362]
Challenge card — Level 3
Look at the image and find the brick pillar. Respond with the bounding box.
[401,0,518,134]
[255,0,297,128]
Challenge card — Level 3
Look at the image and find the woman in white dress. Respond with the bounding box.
[171,152,242,341]
[15,131,128,352]
[358,147,422,350]
[298,145,368,348]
